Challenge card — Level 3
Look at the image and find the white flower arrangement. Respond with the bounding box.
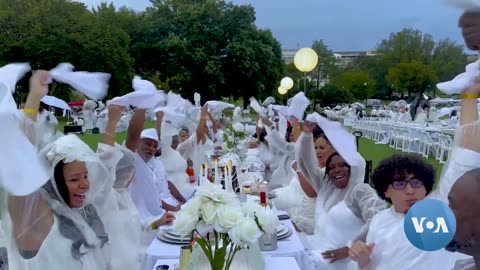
[173,182,279,269]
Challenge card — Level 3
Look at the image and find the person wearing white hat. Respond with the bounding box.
[125,109,179,243]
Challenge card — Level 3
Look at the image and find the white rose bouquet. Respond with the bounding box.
[173,182,279,270]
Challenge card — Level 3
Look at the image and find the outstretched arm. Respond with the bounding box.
[125,109,146,152]
[101,105,124,146]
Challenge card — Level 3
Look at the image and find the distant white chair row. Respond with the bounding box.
[352,120,453,164]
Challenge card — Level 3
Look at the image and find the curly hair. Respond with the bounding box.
[371,154,436,203]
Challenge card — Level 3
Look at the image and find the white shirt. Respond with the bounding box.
[129,153,168,230]
[363,147,480,270]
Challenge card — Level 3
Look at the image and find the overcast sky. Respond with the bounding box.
[79,0,467,52]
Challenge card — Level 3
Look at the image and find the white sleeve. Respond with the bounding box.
[431,119,480,202]
[295,132,326,192]
[345,184,388,243]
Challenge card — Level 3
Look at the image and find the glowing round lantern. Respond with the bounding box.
[278,86,287,95]
[294,48,319,72]
[280,77,294,90]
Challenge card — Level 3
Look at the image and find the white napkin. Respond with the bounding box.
[306,112,361,167]
[110,91,166,109]
[155,107,187,127]
[0,114,51,195]
[271,105,289,118]
[205,100,234,114]
[41,95,71,111]
[287,91,309,120]
[166,91,187,109]
[0,63,31,93]
[437,60,480,95]
[249,97,266,117]
[0,63,50,196]
[132,75,156,92]
[110,76,166,109]
[0,63,31,112]
[50,63,111,100]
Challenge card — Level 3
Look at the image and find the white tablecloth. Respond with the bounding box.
[141,220,306,270]
[152,256,300,270]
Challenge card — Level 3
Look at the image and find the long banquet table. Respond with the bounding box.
[140,213,306,270]
[152,256,300,270]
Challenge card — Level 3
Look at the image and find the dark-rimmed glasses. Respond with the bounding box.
[391,179,424,190]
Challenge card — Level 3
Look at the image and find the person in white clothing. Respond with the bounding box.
[349,81,480,270]
[446,13,480,269]
[295,115,386,270]
[125,109,176,241]
[2,71,112,270]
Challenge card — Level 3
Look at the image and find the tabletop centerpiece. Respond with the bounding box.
[173,181,279,270]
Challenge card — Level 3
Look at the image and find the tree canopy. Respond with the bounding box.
[0,0,283,105]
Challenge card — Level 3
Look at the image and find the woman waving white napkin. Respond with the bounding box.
[295,114,386,270]
[1,71,116,270]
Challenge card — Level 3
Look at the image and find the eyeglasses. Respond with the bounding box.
[391,179,424,190]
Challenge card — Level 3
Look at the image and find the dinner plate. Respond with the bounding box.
[157,231,190,245]
[164,231,189,240]
[277,227,292,240]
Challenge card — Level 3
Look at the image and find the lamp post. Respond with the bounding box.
[294,48,318,95]
[278,86,288,104]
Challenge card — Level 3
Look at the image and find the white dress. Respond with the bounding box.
[265,128,295,189]
[5,216,104,270]
[157,145,194,198]
[177,134,214,183]
[305,202,364,270]
[83,110,94,130]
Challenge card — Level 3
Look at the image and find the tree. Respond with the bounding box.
[311,40,337,91]
[135,0,283,105]
[350,28,467,99]
[316,85,352,107]
[386,61,437,98]
[430,39,467,82]
[332,70,375,100]
[0,0,135,100]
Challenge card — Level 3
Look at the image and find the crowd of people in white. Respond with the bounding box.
[1,7,480,270]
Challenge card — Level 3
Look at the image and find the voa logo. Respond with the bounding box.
[404,199,456,251]
[411,217,449,234]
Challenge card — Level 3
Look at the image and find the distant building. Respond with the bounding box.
[282,49,377,67]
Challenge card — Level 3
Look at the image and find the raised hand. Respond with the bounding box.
[29,70,51,100]
[302,120,316,133]
[349,241,375,267]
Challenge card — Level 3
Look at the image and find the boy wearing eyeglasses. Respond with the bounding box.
[348,80,480,269]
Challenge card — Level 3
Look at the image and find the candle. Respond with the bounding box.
[260,192,267,207]
[214,159,219,184]
[225,165,232,193]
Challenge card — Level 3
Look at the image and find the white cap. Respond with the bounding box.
[140,128,159,142]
